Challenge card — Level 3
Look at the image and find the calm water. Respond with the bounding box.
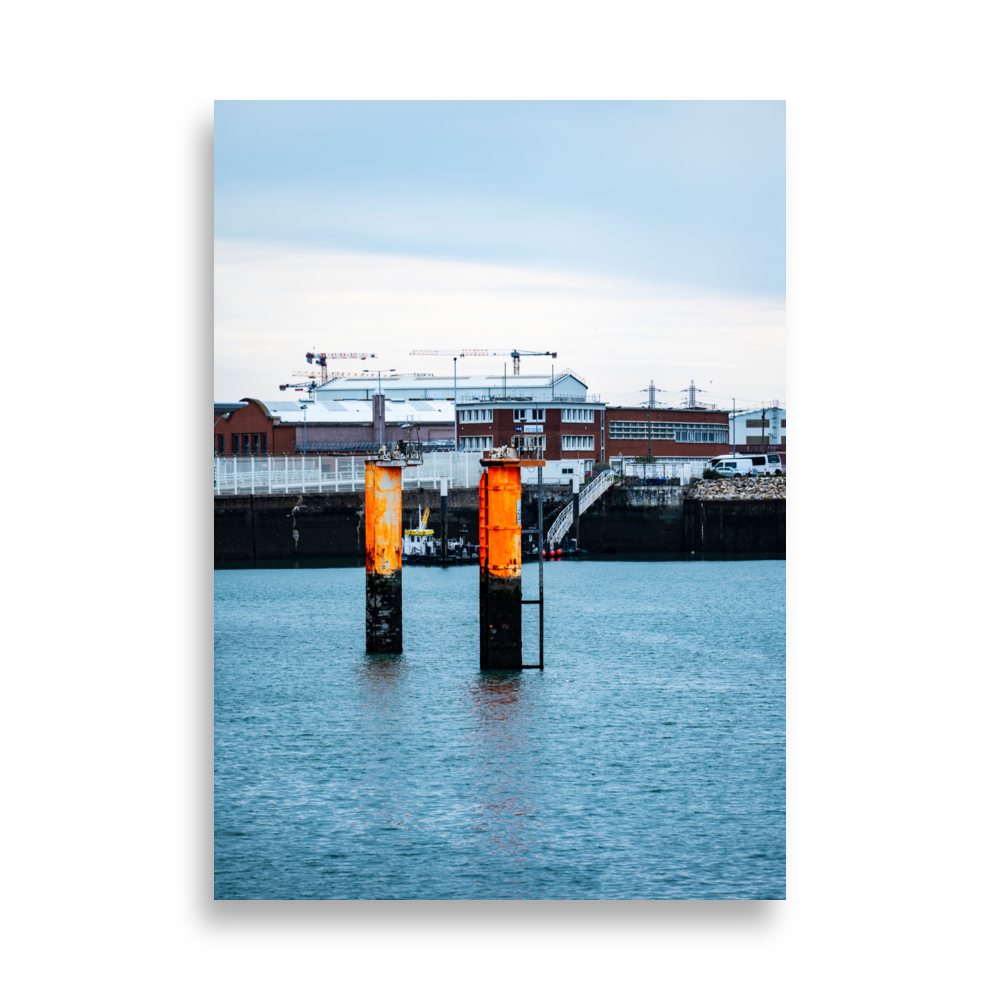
[215,559,785,899]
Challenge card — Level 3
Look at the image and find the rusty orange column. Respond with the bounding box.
[365,461,403,653]
[479,462,522,669]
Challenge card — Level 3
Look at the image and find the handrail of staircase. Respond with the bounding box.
[545,469,615,547]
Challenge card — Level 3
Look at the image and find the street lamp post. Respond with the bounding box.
[363,368,396,448]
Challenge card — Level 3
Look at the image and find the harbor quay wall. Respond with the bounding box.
[682,498,786,554]
[214,486,572,563]
[214,484,786,562]
[577,485,687,554]
[547,486,786,555]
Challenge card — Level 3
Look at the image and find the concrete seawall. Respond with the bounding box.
[214,486,571,563]
[215,484,785,563]
[683,498,786,553]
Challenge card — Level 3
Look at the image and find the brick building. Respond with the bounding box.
[317,368,605,470]
[214,399,296,456]
[456,401,604,469]
[603,406,731,468]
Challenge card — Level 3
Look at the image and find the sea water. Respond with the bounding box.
[214,557,785,899]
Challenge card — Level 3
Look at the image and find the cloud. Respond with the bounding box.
[214,240,785,409]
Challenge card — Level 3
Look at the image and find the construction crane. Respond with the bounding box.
[410,348,556,376]
[305,351,376,384]
[296,371,435,380]
[278,379,321,400]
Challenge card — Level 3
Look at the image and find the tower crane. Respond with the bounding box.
[278,379,321,400]
[305,351,376,384]
[410,348,556,376]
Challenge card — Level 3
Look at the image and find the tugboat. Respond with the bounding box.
[402,504,478,564]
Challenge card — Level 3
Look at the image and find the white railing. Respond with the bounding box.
[546,470,616,547]
[213,452,490,495]
[612,459,709,483]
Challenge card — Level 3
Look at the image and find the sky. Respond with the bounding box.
[215,101,785,410]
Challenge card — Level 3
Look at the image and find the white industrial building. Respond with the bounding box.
[731,404,786,450]
[313,370,593,404]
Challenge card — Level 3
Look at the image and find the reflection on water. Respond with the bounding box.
[463,673,539,895]
[215,560,785,899]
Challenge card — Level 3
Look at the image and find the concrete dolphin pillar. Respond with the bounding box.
[365,461,403,653]
[479,461,522,669]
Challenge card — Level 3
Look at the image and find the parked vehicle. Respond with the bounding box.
[710,454,784,477]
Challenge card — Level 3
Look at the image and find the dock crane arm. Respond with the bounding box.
[411,348,557,375]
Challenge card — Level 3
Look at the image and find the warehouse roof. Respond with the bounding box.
[314,369,590,402]
[244,398,455,424]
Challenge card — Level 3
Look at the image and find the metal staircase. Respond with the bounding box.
[545,469,616,548]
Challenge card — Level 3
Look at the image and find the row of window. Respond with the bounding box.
[459,407,594,424]
[746,435,787,446]
[217,433,268,455]
[746,418,787,428]
[459,434,598,453]
[674,430,727,443]
[608,421,728,443]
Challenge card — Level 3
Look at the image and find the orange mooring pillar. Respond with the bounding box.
[479,461,522,669]
[365,461,403,653]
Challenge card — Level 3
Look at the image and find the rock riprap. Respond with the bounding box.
[689,476,786,501]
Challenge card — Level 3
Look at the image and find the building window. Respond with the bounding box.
[608,420,728,443]
[261,433,267,455]
[746,419,770,428]
[460,409,493,423]
[216,434,224,455]
[561,435,594,451]
[676,429,727,443]
[252,434,259,455]
[242,434,250,454]
[609,420,672,439]
[781,419,786,428]
[561,408,593,422]
[232,434,239,454]
[460,436,494,451]
[511,435,545,454]
[513,408,545,421]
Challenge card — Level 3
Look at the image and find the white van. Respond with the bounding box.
[710,454,784,477]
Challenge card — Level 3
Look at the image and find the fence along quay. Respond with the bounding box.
[214,452,489,495]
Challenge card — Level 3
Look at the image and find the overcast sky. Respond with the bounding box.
[215,101,785,410]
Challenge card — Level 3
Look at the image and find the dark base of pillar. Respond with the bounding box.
[480,574,522,669]
[366,570,402,653]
